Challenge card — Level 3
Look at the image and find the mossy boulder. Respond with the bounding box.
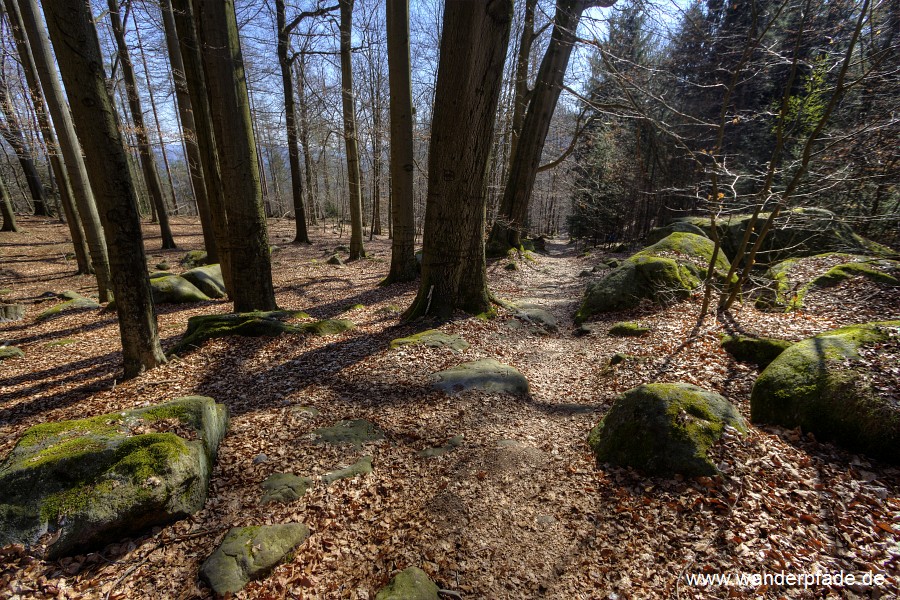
[721,335,792,369]
[35,292,99,321]
[588,383,747,477]
[646,221,708,246]
[679,207,894,266]
[150,275,210,304]
[608,322,650,337]
[149,271,175,279]
[170,311,308,354]
[0,303,25,322]
[200,523,309,596]
[576,233,728,322]
[181,250,208,268]
[390,330,469,352]
[375,567,440,600]
[433,359,530,396]
[513,302,558,332]
[0,345,24,360]
[322,455,373,485]
[0,396,228,558]
[750,321,900,462]
[418,435,464,458]
[312,419,385,449]
[181,264,226,299]
[299,319,355,335]
[260,473,312,505]
[327,254,345,266]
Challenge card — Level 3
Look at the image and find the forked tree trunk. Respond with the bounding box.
[404,0,513,319]
[193,0,277,312]
[339,0,365,260]
[43,0,165,378]
[383,0,417,283]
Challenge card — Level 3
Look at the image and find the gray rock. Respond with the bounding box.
[513,303,557,332]
[0,396,228,558]
[35,292,99,321]
[322,456,373,485]
[390,330,469,352]
[169,311,311,355]
[261,473,312,504]
[327,254,344,266]
[645,221,708,245]
[0,303,25,322]
[375,566,439,600]
[313,419,385,449]
[181,264,226,299]
[200,523,309,596]
[433,359,530,396]
[418,435,464,458]
[588,383,746,477]
[253,453,269,464]
[150,275,210,304]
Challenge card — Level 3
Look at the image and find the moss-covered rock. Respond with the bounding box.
[0,303,25,322]
[750,321,900,462]
[312,419,385,449]
[646,221,708,245]
[150,275,210,304]
[390,330,469,352]
[155,262,170,271]
[433,359,530,396]
[35,292,99,322]
[0,345,24,360]
[375,567,440,600]
[327,254,344,266]
[721,335,792,369]
[149,271,174,279]
[0,396,228,558]
[588,383,746,477]
[322,455,373,485]
[299,319,355,335]
[608,322,650,337]
[575,233,729,322]
[181,250,208,268]
[513,302,558,332]
[181,264,226,299]
[200,523,309,596]
[170,311,308,355]
[417,435,464,458]
[260,473,312,505]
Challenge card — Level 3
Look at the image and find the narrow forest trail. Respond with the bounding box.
[1,218,898,599]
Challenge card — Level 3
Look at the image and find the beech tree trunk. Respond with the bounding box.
[339,0,366,260]
[297,58,317,226]
[0,77,48,218]
[383,0,417,283]
[43,0,165,378]
[18,0,112,299]
[194,0,277,312]
[404,0,513,319]
[0,171,17,232]
[107,0,176,250]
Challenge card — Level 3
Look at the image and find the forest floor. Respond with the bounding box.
[1,216,899,599]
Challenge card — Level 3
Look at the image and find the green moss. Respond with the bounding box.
[637,232,731,273]
[721,335,793,369]
[523,251,536,262]
[475,309,498,321]
[811,261,899,287]
[112,433,189,480]
[35,295,99,321]
[343,303,365,312]
[390,330,470,352]
[608,322,650,337]
[40,480,115,522]
[25,437,108,470]
[0,346,24,360]
[18,414,122,449]
[375,567,439,600]
[171,311,309,354]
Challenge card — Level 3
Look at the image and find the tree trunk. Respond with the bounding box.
[0,80,48,218]
[339,0,365,260]
[107,0,176,249]
[488,0,609,254]
[193,0,277,312]
[383,0,417,283]
[43,0,165,378]
[1,170,18,232]
[18,0,112,299]
[160,0,217,262]
[170,0,231,295]
[404,0,513,319]
[297,58,317,226]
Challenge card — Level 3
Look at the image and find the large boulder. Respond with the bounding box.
[200,523,309,596]
[169,311,310,354]
[750,321,900,462]
[433,359,530,396]
[150,275,210,304]
[35,292,99,321]
[678,207,893,266]
[588,383,747,477]
[0,397,228,558]
[375,567,440,600]
[575,233,730,322]
[720,335,793,369]
[645,221,708,246]
[181,264,226,299]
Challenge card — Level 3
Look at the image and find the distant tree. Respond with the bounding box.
[0,169,16,231]
[405,0,514,319]
[0,67,48,218]
[43,0,165,378]
[339,0,366,260]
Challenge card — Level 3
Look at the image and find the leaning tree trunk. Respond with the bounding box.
[107,0,176,250]
[160,0,217,262]
[43,0,165,378]
[193,0,276,312]
[404,0,513,319]
[0,77,48,218]
[383,0,417,283]
[488,0,613,254]
[3,0,89,271]
[339,0,365,260]
[1,171,18,232]
[18,0,112,300]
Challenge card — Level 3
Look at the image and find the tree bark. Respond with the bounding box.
[160,0,217,262]
[193,0,277,312]
[0,78,48,218]
[107,0,176,249]
[383,0,417,283]
[18,0,112,299]
[404,0,513,319]
[297,58,317,226]
[0,170,17,232]
[43,0,165,378]
[339,0,366,260]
